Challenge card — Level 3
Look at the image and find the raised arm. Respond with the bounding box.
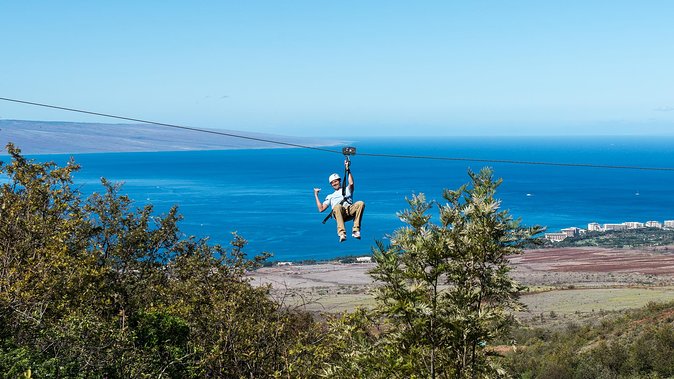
[314,188,328,212]
[345,159,354,193]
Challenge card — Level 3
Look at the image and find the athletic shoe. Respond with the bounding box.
[339,233,347,243]
[352,231,361,239]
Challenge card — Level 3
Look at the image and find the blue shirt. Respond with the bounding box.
[323,186,353,209]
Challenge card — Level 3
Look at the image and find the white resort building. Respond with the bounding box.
[548,218,673,243]
[604,223,628,231]
[588,222,602,231]
[544,232,568,242]
[561,227,583,237]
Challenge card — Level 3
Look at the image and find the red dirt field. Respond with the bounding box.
[513,247,674,275]
[252,247,674,294]
[251,247,674,315]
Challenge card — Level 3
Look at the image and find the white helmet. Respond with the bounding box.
[328,173,341,183]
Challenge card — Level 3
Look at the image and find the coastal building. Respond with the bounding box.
[277,262,293,266]
[604,223,628,231]
[561,227,582,237]
[356,256,372,263]
[623,222,644,229]
[645,221,663,228]
[588,222,602,232]
[544,232,568,242]
[552,219,671,242]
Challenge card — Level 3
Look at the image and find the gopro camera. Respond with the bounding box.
[342,146,357,156]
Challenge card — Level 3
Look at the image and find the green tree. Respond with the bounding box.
[0,143,105,376]
[0,144,319,378]
[366,168,543,378]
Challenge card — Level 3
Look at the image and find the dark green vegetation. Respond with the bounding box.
[0,144,311,378]
[501,301,674,378]
[541,229,674,249]
[2,142,673,378]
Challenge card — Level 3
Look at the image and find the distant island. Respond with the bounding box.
[0,119,343,155]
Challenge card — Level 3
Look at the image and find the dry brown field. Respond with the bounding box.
[250,247,674,319]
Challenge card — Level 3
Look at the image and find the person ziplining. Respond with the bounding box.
[313,147,365,243]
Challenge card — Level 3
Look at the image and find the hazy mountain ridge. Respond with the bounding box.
[0,119,341,154]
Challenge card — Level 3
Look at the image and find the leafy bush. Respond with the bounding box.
[501,301,674,378]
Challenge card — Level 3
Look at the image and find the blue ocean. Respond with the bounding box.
[27,136,674,261]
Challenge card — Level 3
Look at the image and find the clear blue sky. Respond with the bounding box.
[2,1,674,136]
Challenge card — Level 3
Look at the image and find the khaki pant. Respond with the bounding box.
[332,201,365,236]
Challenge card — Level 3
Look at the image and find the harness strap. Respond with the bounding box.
[321,197,349,224]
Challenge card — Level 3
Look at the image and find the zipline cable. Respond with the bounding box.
[2,96,674,172]
[356,151,674,171]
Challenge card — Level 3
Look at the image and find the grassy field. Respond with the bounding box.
[277,286,674,317]
[302,293,375,313]
[520,286,674,319]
